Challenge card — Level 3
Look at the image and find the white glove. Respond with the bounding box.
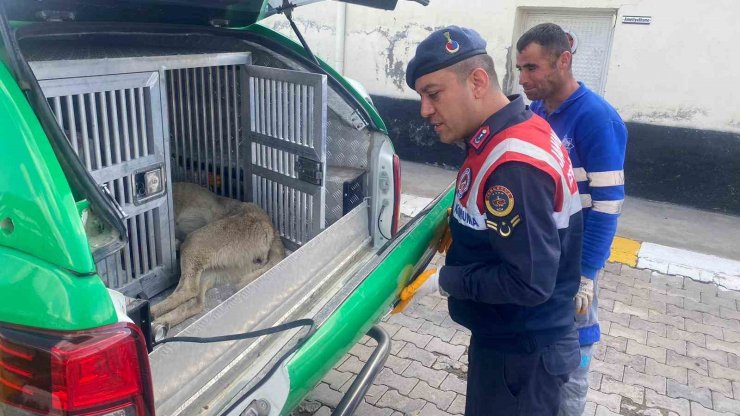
[574,276,594,315]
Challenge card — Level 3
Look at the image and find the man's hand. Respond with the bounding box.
[392,268,448,314]
[574,276,594,315]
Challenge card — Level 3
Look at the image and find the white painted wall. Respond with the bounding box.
[262,0,740,133]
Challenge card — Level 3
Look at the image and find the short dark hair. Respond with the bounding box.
[516,23,571,62]
[450,54,500,89]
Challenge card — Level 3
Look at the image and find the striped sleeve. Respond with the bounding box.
[578,119,627,278]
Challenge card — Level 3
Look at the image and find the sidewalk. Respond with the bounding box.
[293,161,740,416]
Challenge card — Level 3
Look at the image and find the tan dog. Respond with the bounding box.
[151,182,284,330]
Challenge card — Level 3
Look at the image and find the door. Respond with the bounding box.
[510,8,617,96]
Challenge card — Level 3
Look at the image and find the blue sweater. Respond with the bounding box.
[531,82,627,345]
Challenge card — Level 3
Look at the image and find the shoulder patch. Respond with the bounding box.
[469,126,491,151]
[485,185,514,217]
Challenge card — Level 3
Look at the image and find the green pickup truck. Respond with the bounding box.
[0,0,451,415]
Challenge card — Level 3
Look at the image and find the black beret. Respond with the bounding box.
[406,25,488,89]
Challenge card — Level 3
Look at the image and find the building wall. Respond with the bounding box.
[262,1,740,213]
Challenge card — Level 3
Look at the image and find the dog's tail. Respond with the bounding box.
[265,230,286,267]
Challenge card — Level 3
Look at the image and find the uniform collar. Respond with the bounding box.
[467,94,530,153]
[550,81,588,115]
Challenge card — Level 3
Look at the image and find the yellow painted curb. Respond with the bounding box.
[608,236,642,267]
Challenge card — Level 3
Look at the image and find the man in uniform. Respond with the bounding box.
[403,26,583,415]
[516,23,627,415]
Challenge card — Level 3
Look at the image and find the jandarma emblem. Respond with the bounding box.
[444,32,460,54]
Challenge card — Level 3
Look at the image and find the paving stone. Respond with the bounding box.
[449,331,470,347]
[600,334,629,352]
[685,279,719,296]
[666,378,712,408]
[600,288,633,305]
[594,405,621,416]
[586,388,621,413]
[439,316,468,332]
[419,401,455,416]
[375,368,419,395]
[392,327,432,349]
[350,343,375,362]
[591,357,625,381]
[610,323,648,344]
[386,314,425,331]
[624,366,667,394]
[589,371,603,390]
[600,274,619,292]
[701,292,737,309]
[667,304,704,322]
[730,353,740,371]
[686,318,725,339]
[688,342,729,366]
[425,337,465,361]
[409,381,456,411]
[600,376,644,403]
[376,389,427,414]
[652,274,685,289]
[616,283,650,302]
[721,307,740,321]
[604,262,622,274]
[707,335,740,356]
[649,291,684,308]
[364,384,389,405]
[621,267,653,282]
[605,347,646,372]
[648,332,687,355]
[667,286,701,302]
[683,298,721,315]
[734,381,740,399]
[397,343,438,367]
[712,391,740,414]
[717,289,740,301]
[417,320,457,342]
[690,402,738,416]
[313,406,332,416]
[338,355,366,374]
[704,313,740,331]
[323,369,353,391]
[307,383,344,408]
[644,389,690,416]
[647,309,685,329]
[632,295,668,314]
[646,358,688,384]
[419,293,443,309]
[599,297,615,312]
[668,349,709,375]
[631,316,667,336]
[583,401,597,416]
[385,355,413,375]
[447,394,465,415]
[402,361,448,388]
[600,310,632,327]
[667,326,705,347]
[627,339,667,363]
[440,373,467,395]
[389,339,406,355]
[709,361,740,383]
[689,370,734,397]
[357,399,399,416]
[406,304,448,325]
[431,355,468,376]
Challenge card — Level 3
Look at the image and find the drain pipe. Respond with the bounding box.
[335,2,347,75]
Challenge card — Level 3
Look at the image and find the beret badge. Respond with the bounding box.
[444,31,460,54]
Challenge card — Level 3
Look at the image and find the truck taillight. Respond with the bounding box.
[391,154,402,236]
[0,322,154,416]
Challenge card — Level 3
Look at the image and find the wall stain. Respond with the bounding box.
[632,106,708,122]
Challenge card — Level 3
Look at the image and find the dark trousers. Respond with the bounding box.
[465,330,580,416]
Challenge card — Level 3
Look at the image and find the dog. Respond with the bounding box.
[151,182,284,331]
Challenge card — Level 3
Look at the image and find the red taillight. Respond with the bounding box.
[391,154,402,236]
[1,322,154,416]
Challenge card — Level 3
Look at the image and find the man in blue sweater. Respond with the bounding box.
[516,23,627,415]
